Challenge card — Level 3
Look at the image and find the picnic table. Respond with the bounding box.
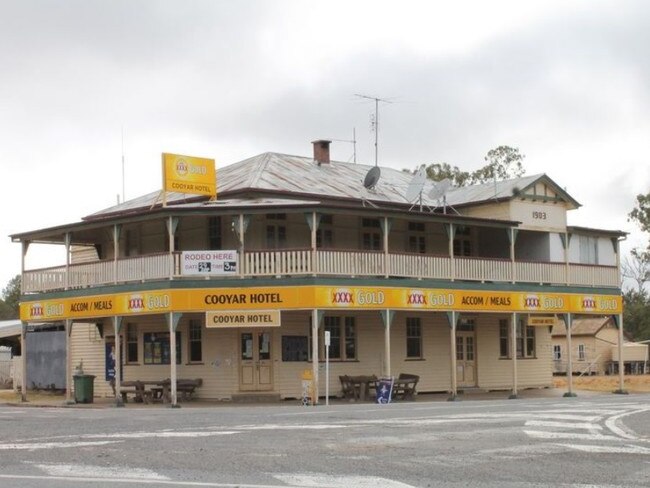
[340,375,377,401]
[391,373,419,401]
[119,378,202,404]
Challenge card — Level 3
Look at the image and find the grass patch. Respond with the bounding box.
[553,374,650,393]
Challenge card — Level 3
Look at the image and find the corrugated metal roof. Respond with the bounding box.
[0,320,21,339]
[86,152,564,221]
[551,316,614,337]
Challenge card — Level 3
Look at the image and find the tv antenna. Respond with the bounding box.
[330,128,357,163]
[355,94,393,166]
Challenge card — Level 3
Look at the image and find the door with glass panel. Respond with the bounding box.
[239,330,273,391]
[456,320,476,387]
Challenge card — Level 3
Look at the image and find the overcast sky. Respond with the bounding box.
[1,0,650,290]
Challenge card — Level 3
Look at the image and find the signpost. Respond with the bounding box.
[324,330,330,406]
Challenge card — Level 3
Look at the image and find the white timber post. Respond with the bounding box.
[21,241,29,293]
[21,322,27,402]
[168,312,182,408]
[64,232,71,290]
[114,316,124,407]
[614,314,628,395]
[509,313,518,399]
[563,313,577,397]
[381,309,394,377]
[167,216,178,280]
[447,311,458,401]
[113,225,121,284]
[311,309,321,405]
[65,319,74,405]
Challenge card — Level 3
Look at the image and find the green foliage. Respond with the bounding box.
[623,290,650,341]
[629,193,650,235]
[0,275,20,320]
[420,146,526,187]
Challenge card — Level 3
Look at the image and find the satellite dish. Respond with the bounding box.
[363,166,381,189]
[429,178,451,200]
[405,167,427,202]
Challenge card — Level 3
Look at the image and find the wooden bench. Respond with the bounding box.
[119,381,152,404]
[392,373,419,401]
[157,378,203,402]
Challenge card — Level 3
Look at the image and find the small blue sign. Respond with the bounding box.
[376,377,394,404]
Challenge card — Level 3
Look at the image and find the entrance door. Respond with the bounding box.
[239,331,273,391]
[456,321,476,387]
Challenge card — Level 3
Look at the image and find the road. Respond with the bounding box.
[0,394,649,487]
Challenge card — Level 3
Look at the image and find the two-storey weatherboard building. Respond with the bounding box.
[13,140,627,404]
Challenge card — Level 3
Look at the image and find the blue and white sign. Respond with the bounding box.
[375,377,394,404]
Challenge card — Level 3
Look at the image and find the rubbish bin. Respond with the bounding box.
[73,374,96,403]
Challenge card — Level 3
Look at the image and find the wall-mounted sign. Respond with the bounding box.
[20,286,622,321]
[527,316,557,327]
[162,153,216,197]
[206,310,281,328]
[181,251,238,276]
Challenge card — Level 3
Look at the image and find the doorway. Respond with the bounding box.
[456,319,477,387]
[239,330,273,391]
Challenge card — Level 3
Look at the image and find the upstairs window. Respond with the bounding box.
[362,218,382,251]
[208,216,222,249]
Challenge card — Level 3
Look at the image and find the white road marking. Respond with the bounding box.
[524,430,620,441]
[83,431,240,439]
[559,443,650,455]
[0,440,120,450]
[0,474,303,487]
[37,463,169,480]
[604,407,650,441]
[274,473,417,488]
[525,420,602,430]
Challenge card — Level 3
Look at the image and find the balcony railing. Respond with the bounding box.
[21,249,621,293]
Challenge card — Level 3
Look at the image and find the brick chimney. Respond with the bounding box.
[312,139,331,165]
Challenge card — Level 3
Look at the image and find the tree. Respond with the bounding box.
[421,145,526,187]
[623,290,650,341]
[622,249,650,294]
[0,275,20,320]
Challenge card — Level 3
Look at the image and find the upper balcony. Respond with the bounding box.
[21,247,620,294]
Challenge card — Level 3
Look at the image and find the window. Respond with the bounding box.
[282,336,309,362]
[310,316,357,361]
[406,317,422,358]
[266,214,287,249]
[499,319,509,358]
[126,323,138,363]
[553,344,562,361]
[362,218,381,250]
[208,216,222,249]
[316,214,334,248]
[408,222,426,254]
[188,320,202,363]
[578,344,586,361]
[143,332,181,364]
[453,226,472,256]
[500,319,536,359]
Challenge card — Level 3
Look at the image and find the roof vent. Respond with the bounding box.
[312,139,331,165]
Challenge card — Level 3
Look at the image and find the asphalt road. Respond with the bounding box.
[0,394,649,488]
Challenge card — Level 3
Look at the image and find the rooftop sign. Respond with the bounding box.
[162,153,216,198]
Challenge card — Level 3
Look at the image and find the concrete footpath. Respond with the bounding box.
[0,386,611,409]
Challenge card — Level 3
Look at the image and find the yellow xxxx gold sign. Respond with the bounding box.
[162,153,216,197]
